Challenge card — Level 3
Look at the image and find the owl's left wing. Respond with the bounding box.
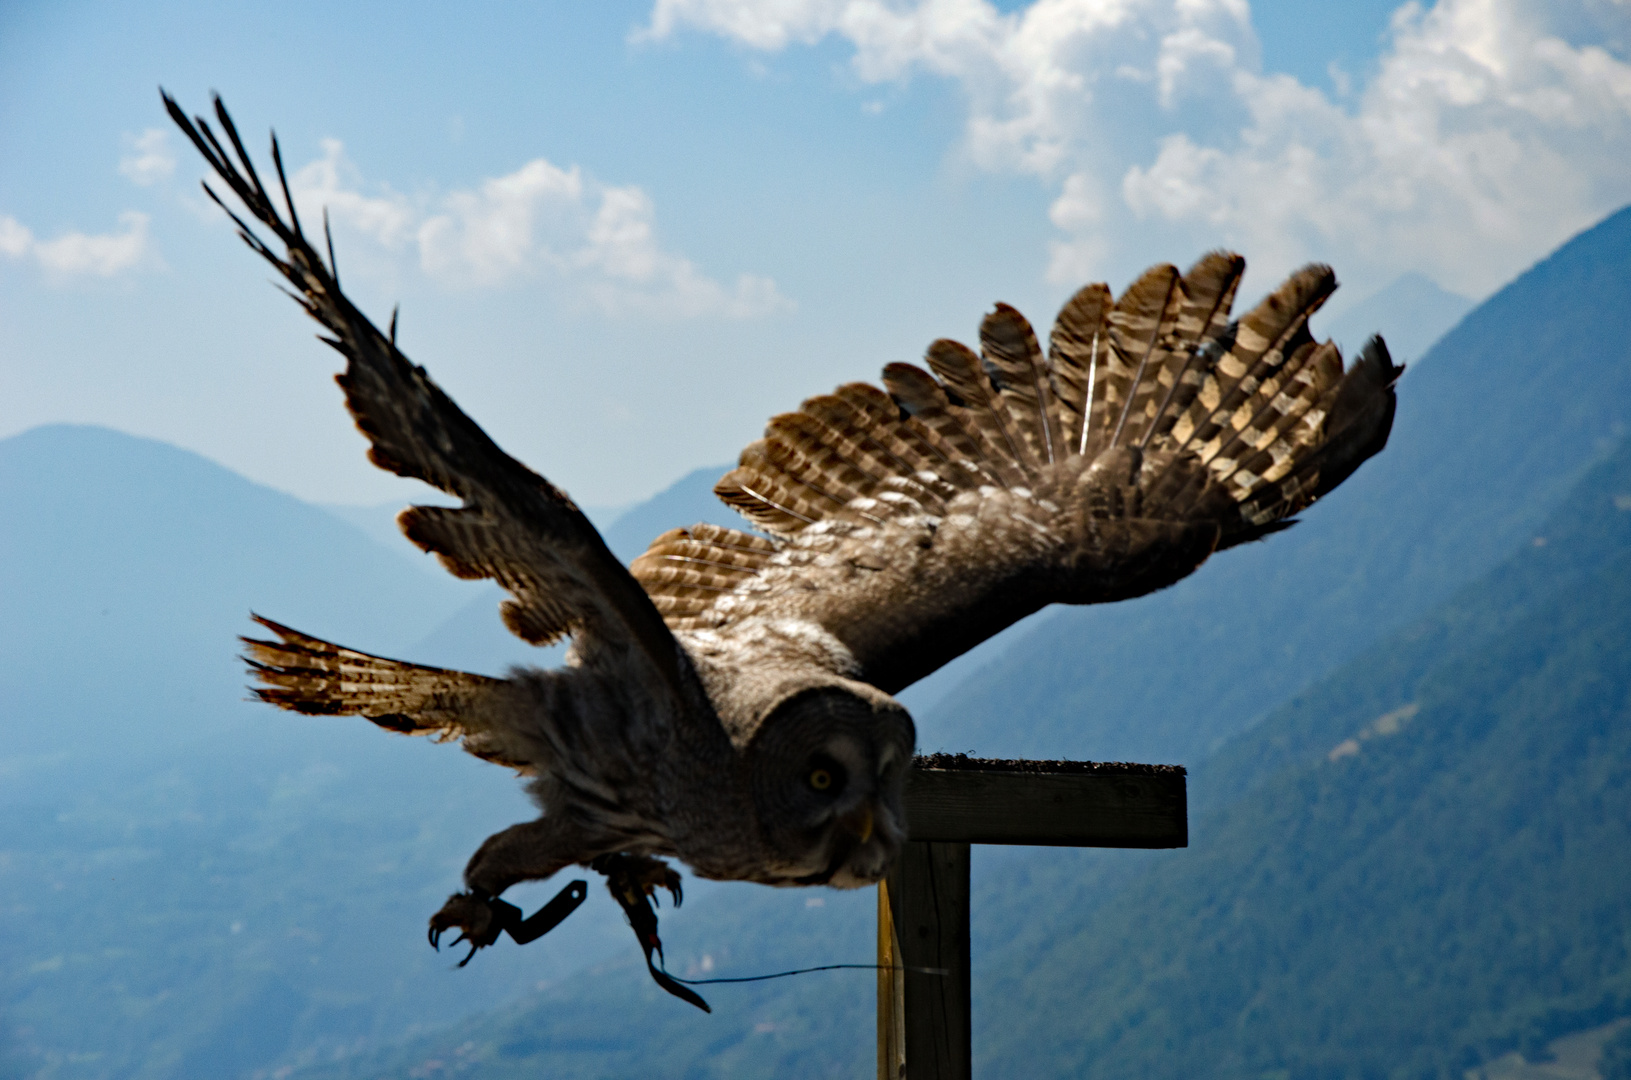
[167,93,693,705]
[632,255,1402,694]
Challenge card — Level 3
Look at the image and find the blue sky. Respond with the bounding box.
[3,0,1629,507]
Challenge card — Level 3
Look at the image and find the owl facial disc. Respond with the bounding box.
[747,688,915,888]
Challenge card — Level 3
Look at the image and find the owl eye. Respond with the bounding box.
[808,768,833,791]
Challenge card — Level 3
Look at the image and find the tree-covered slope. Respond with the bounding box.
[970,433,1631,1079]
[926,206,1631,764]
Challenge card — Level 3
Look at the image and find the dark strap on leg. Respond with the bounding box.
[594,854,710,1012]
[505,880,589,945]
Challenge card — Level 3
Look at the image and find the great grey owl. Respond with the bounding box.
[166,95,1402,987]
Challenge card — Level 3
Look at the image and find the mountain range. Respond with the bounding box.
[1,214,1625,1079]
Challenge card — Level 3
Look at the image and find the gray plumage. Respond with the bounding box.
[168,94,1401,960]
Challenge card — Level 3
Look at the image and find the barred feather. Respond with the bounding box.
[635,251,1399,674]
[980,303,1064,466]
[240,615,521,768]
[881,363,1007,488]
[1133,252,1245,450]
[1098,264,1181,454]
[1169,264,1336,460]
[1048,282,1112,457]
[926,339,1033,484]
[714,442,827,533]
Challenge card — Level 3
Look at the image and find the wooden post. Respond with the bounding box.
[879,755,1187,1079]
[879,841,970,1080]
[878,877,903,1078]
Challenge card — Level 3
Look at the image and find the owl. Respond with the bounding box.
[167,95,1401,993]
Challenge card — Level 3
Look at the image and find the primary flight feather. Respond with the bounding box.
[167,93,1401,972]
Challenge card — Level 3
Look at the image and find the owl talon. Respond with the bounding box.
[592,853,710,1013]
[427,881,590,962]
[427,891,512,963]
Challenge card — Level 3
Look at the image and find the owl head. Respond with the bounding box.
[746,687,915,887]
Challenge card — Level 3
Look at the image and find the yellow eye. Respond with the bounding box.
[808,768,833,791]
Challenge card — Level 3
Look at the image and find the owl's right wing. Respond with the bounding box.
[240,616,543,771]
[632,253,1402,694]
[167,93,698,713]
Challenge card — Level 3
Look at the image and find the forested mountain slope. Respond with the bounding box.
[970,432,1631,1079]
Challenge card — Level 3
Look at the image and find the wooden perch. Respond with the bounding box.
[878,755,1188,1079]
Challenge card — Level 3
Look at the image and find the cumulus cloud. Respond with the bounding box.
[647,0,1631,297]
[118,128,176,186]
[0,212,156,281]
[283,139,791,318]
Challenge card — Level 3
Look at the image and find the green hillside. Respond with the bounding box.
[971,434,1631,1079]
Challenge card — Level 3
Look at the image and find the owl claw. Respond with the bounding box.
[591,853,710,1013]
[594,853,683,906]
[428,892,510,962]
[427,880,590,963]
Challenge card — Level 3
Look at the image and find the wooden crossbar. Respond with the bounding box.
[877,756,1188,1079]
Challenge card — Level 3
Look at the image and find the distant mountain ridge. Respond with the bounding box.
[1318,271,1473,366]
[0,424,639,1079]
[6,203,1628,1080]
[0,424,472,758]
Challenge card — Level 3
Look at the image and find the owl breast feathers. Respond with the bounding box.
[169,94,1400,956]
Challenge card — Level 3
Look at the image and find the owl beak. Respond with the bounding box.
[838,803,875,844]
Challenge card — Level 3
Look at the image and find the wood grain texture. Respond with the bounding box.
[878,880,904,1080]
[904,765,1188,848]
[880,842,971,1080]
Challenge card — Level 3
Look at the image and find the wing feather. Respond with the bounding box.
[632,254,1401,692]
[1049,282,1112,457]
[167,92,696,706]
[241,615,531,771]
[980,304,1064,466]
[925,340,1033,485]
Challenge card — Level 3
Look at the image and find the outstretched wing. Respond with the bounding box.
[241,615,536,771]
[165,93,694,705]
[632,253,1402,693]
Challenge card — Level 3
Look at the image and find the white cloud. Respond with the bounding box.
[290,139,418,250]
[417,158,585,284]
[0,211,155,281]
[118,128,176,187]
[0,216,29,259]
[1117,0,1631,293]
[574,184,790,318]
[284,140,791,318]
[647,0,1631,298]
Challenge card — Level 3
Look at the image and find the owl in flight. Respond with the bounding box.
[168,95,1400,985]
